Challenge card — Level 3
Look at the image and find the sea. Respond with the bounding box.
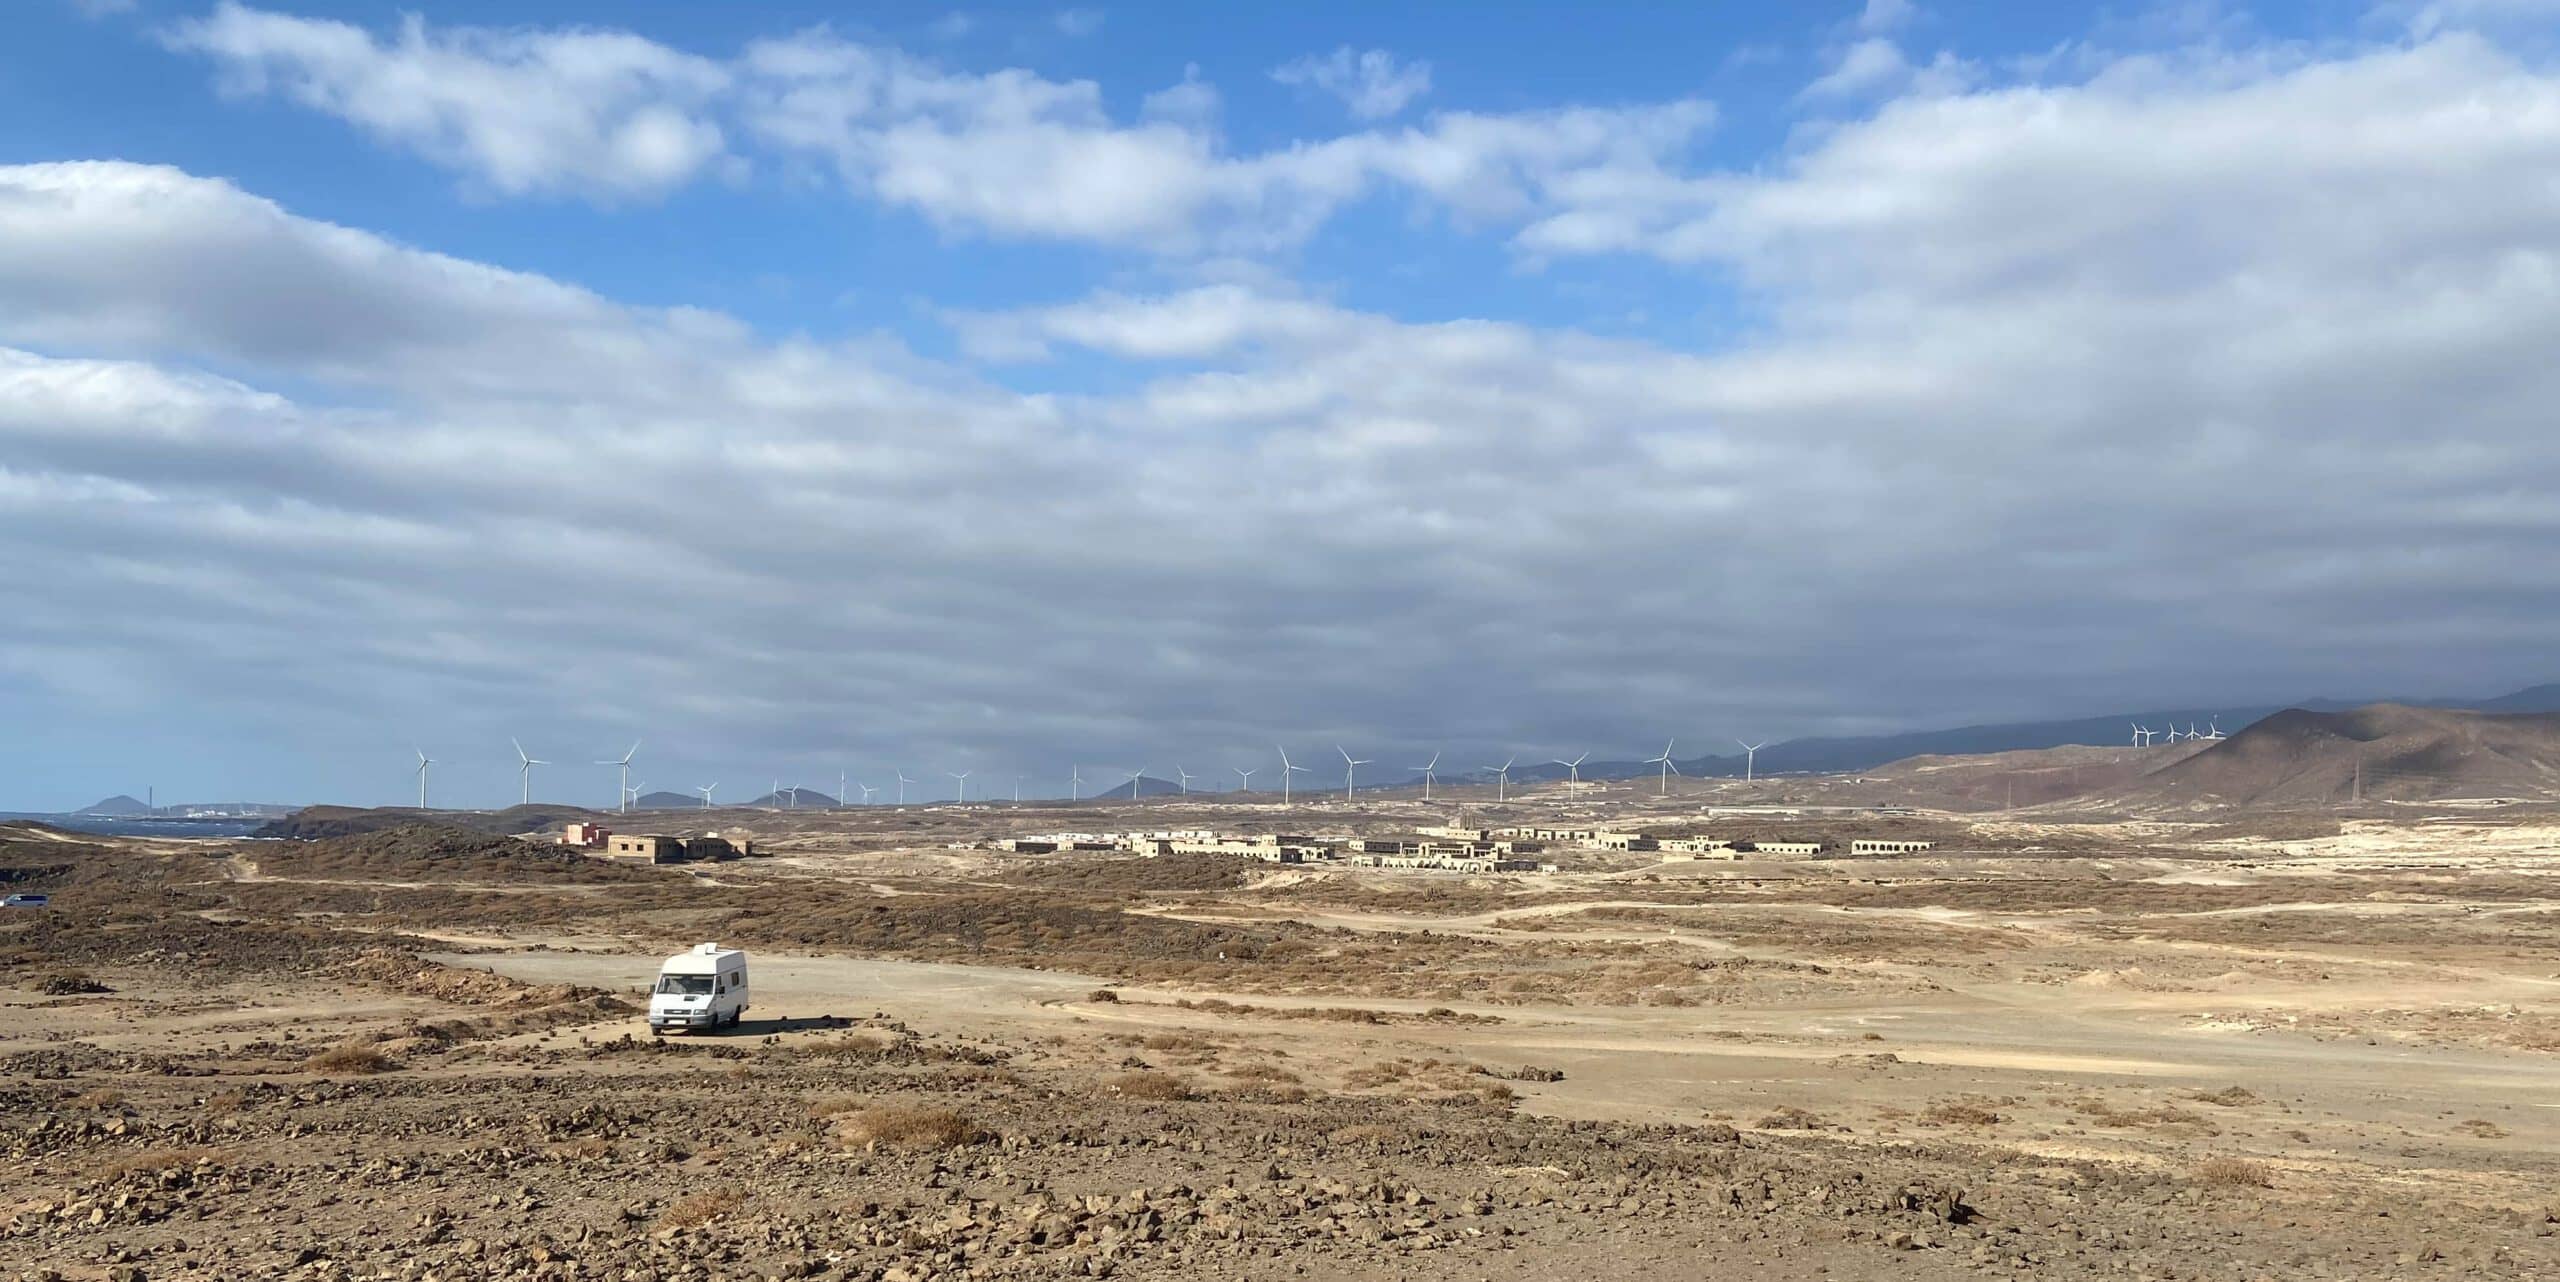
[0,813,271,840]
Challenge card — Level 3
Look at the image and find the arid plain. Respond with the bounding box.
[8,755,2560,1279]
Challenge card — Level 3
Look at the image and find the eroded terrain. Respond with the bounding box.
[7,799,2560,1279]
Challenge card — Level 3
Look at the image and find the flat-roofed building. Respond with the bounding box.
[606,834,684,863]
[560,822,610,849]
[1849,839,1935,855]
[1735,839,1825,857]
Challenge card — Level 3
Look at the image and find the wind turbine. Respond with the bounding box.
[949,770,970,803]
[624,781,647,810]
[1338,745,1371,800]
[697,783,717,809]
[1175,766,1194,797]
[598,742,639,814]
[1014,775,1024,803]
[2205,717,2225,740]
[1277,746,1308,804]
[414,750,434,811]
[1235,766,1257,794]
[1125,765,1148,804]
[512,738,547,807]
[1647,739,1679,796]
[1412,751,1440,801]
[1736,740,1766,783]
[2130,722,2146,747]
[1069,765,1083,802]
[1552,752,1590,785]
[838,771,848,811]
[857,782,879,805]
[1485,757,1514,802]
[895,771,914,805]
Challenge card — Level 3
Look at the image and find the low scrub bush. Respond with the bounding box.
[836,1104,983,1149]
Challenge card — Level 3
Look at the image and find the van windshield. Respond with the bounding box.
[655,974,714,996]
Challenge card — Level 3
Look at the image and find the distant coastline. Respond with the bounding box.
[0,813,272,839]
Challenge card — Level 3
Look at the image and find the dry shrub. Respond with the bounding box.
[1923,1100,2002,1127]
[305,1043,397,1075]
[1223,1062,1300,1084]
[1757,1105,1831,1130]
[1140,1032,1217,1052]
[69,1088,126,1111]
[38,970,111,996]
[2458,1118,2509,1139]
[836,1104,983,1149]
[659,1189,743,1227]
[1327,1123,1399,1146]
[1106,1070,1195,1101]
[2193,1156,2275,1188]
[1087,988,1120,1003]
[811,1028,904,1056]
[2189,1085,2260,1107]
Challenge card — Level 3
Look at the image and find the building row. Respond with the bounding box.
[559,822,759,864]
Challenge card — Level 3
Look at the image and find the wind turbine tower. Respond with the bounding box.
[513,738,547,807]
[949,770,970,803]
[1552,752,1590,785]
[1126,765,1148,805]
[1235,766,1256,794]
[414,750,434,811]
[1175,766,1194,797]
[697,783,717,809]
[1736,739,1766,783]
[1413,751,1440,801]
[1277,746,1308,804]
[598,742,639,814]
[1647,739,1679,796]
[1338,745,1371,800]
[1485,757,1514,802]
[895,771,914,806]
[1069,765,1083,802]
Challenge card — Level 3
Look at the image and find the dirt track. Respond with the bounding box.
[7,805,2560,1278]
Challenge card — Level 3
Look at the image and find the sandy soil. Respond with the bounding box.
[6,799,2560,1279]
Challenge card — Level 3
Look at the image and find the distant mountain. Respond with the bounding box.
[2126,703,2560,806]
[78,795,152,815]
[1442,681,2560,786]
[632,790,712,810]
[1091,775,1184,801]
[739,789,842,809]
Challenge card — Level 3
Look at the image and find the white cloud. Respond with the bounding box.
[1855,0,1920,34]
[1801,37,1977,101]
[1053,8,1104,37]
[735,27,1712,252]
[161,2,733,200]
[158,9,1704,255]
[12,118,2560,805]
[1271,46,1434,119]
[2384,0,2560,37]
[69,0,138,18]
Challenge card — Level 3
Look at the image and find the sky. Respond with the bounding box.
[5,0,2560,811]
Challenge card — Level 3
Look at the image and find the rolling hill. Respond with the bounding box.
[2127,704,2560,806]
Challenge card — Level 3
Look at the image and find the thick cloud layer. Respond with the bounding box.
[7,11,2560,808]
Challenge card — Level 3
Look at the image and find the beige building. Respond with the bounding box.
[606,834,683,863]
[1849,839,1935,855]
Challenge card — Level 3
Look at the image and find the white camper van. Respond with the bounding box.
[648,943,748,1034]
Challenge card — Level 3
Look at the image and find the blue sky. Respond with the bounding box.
[4,0,2560,810]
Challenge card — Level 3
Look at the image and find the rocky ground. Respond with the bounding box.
[6,806,2560,1279]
